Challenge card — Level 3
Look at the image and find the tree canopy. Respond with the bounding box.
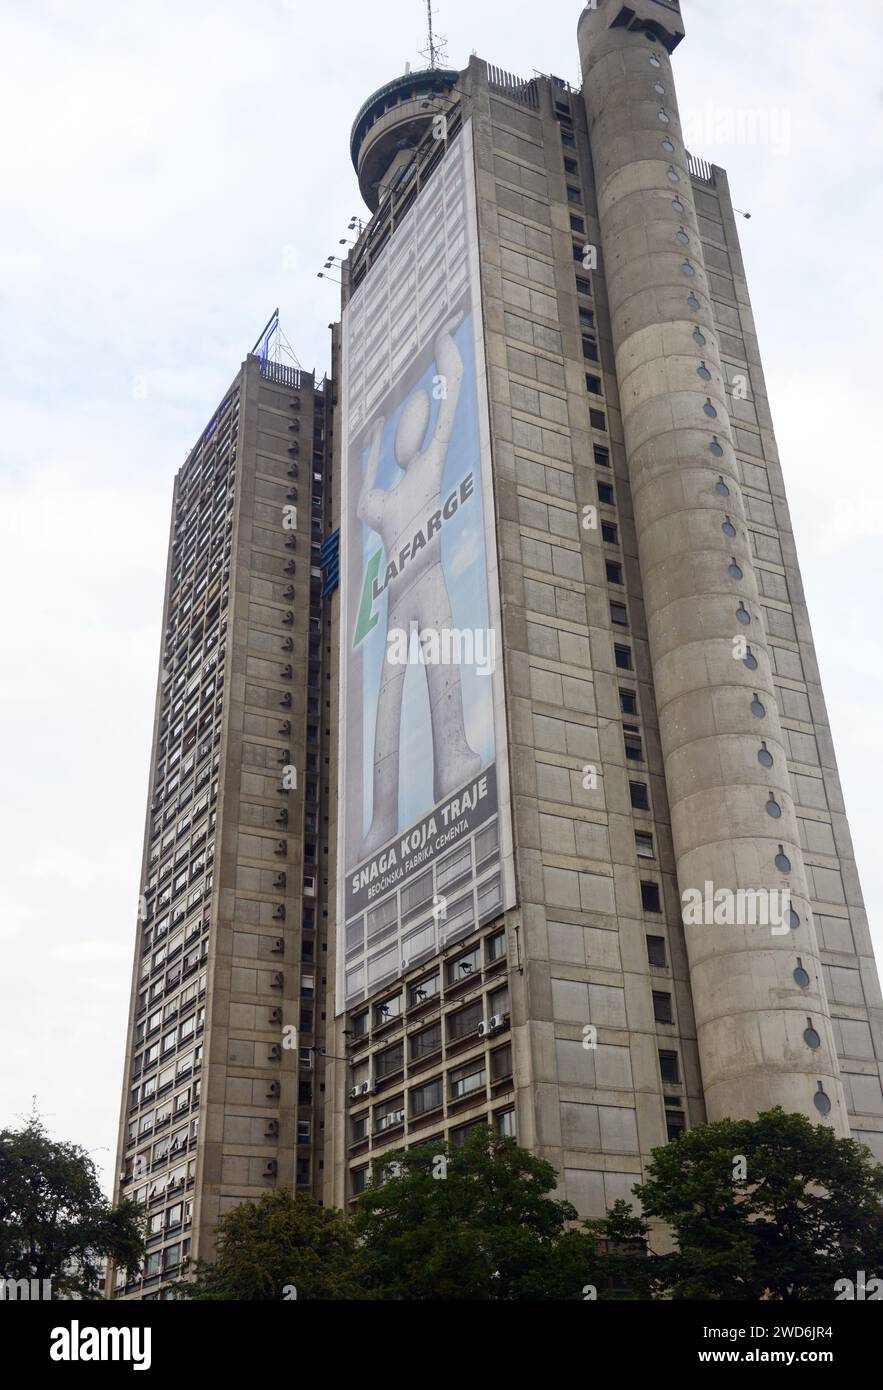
[0,1117,144,1298]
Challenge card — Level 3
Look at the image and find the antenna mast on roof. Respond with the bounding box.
[419,0,448,69]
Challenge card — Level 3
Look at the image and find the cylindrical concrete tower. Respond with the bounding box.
[578,0,848,1130]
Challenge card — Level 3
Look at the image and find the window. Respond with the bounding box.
[606,560,623,585]
[561,129,576,148]
[575,276,592,296]
[491,1044,513,1083]
[352,1011,368,1040]
[582,336,599,362]
[447,946,480,985]
[486,930,506,964]
[624,732,644,762]
[374,1096,405,1133]
[602,522,618,545]
[352,1166,369,1196]
[375,1042,404,1078]
[567,185,581,204]
[489,984,510,1018]
[660,1051,680,1085]
[586,374,603,396]
[410,1021,441,1060]
[495,1109,516,1138]
[641,881,662,912]
[564,158,578,175]
[594,444,610,468]
[409,973,440,1006]
[411,1076,443,1117]
[653,992,674,1025]
[579,307,595,329]
[590,408,607,431]
[610,601,629,627]
[598,481,615,505]
[447,999,483,1042]
[374,994,402,1027]
[351,1112,369,1144]
[450,1060,487,1100]
[636,831,655,859]
[666,1111,686,1142]
[646,935,667,968]
[615,644,632,671]
[619,688,638,715]
[630,781,650,811]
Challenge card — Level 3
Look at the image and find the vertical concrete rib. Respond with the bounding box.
[578,0,847,1129]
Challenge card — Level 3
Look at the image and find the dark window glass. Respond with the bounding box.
[653,992,674,1025]
[646,934,667,967]
[659,1051,680,1085]
[630,782,650,811]
[641,881,662,912]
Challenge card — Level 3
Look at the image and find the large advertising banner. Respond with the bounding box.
[337,120,515,1014]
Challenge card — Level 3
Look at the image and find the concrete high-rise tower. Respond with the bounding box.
[324,0,883,1219]
[109,342,336,1298]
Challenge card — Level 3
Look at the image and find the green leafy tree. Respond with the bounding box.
[354,1127,600,1300]
[180,1191,366,1300]
[633,1107,883,1300]
[0,1117,144,1298]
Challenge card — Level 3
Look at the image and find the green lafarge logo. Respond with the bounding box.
[352,549,383,649]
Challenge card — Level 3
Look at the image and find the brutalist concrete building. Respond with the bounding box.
[109,349,335,1297]
[322,0,883,1216]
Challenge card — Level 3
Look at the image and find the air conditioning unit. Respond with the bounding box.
[349,1086,362,1101]
[360,1081,371,1096]
[478,1019,490,1038]
[489,1015,505,1033]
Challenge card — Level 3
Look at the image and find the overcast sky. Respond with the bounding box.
[1,0,880,1190]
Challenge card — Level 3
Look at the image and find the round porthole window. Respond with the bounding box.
[743,646,759,671]
[776,845,792,872]
[658,109,671,124]
[703,398,717,417]
[687,292,701,310]
[654,82,666,95]
[709,435,723,455]
[693,327,706,347]
[736,603,751,625]
[698,361,712,380]
[682,260,696,277]
[814,1085,832,1117]
[722,516,737,538]
[729,558,743,580]
[667,166,680,183]
[766,796,782,819]
[758,742,774,768]
[649,47,661,62]
[661,137,675,153]
[787,908,801,931]
[672,196,685,212]
[677,228,690,245]
[793,959,810,988]
[751,694,766,718]
[804,1022,822,1051]
[715,476,730,496]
